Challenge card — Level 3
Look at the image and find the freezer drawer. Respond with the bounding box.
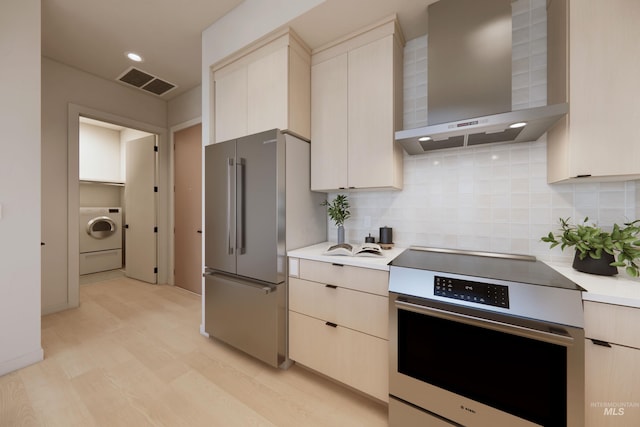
[204,271,287,368]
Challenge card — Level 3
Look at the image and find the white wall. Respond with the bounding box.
[0,0,44,375]
[41,58,168,314]
[79,123,123,182]
[331,0,638,266]
[168,85,202,127]
[79,183,123,208]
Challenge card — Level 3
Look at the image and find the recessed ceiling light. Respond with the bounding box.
[418,136,432,142]
[509,122,527,129]
[126,52,143,62]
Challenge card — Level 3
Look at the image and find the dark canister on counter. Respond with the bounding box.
[379,227,393,244]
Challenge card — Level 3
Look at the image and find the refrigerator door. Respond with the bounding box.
[235,129,283,284]
[204,139,237,274]
[204,271,285,368]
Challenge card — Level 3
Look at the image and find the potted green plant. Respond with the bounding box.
[541,217,640,277]
[321,194,351,244]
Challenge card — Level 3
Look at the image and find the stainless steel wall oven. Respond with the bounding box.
[388,248,585,427]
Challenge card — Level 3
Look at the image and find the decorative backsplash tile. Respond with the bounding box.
[326,0,638,264]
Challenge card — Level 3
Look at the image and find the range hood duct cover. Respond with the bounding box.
[396,0,567,154]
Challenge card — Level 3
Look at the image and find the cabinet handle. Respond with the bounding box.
[325,321,338,328]
[590,339,611,348]
[331,263,344,267]
[575,174,592,178]
[325,284,337,289]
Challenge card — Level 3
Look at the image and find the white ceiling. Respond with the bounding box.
[42,0,433,101]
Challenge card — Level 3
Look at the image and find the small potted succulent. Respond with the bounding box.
[541,217,640,277]
[321,194,351,244]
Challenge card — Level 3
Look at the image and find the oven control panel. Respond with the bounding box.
[434,276,509,308]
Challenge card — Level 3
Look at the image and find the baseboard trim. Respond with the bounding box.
[0,347,44,376]
[199,323,209,338]
[42,301,76,316]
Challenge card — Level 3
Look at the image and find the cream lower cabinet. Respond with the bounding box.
[288,258,389,402]
[584,301,640,426]
[310,16,404,191]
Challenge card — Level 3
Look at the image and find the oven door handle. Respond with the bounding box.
[395,300,575,347]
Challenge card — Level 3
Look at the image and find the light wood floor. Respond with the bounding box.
[0,277,387,426]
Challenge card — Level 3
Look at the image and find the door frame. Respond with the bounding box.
[168,117,202,287]
[67,104,168,307]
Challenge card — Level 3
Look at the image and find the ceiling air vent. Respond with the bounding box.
[117,66,176,97]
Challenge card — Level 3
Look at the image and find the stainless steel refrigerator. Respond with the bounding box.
[204,129,326,368]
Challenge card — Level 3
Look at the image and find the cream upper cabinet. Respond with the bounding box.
[246,47,288,136]
[547,0,640,183]
[214,65,248,143]
[584,301,640,426]
[311,16,404,191]
[212,28,311,143]
[310,54,349,190]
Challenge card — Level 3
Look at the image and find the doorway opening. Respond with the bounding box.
[78,117,158,285]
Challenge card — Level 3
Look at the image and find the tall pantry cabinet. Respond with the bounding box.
[310,16,404,191]
[546,0,640,182]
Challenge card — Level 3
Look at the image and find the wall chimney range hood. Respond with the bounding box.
[396,0,567,154]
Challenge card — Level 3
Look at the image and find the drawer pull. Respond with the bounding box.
[325,284,338,289]
[325,321,338,328]
[590,339,612,348]
[331,263,344,267]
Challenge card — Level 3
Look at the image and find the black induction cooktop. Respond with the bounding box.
[390,247,584,291]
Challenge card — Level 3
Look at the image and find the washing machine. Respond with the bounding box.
[79,207,123,275]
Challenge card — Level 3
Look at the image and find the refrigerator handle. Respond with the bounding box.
[227,158,234,255]
[236,158,246,254]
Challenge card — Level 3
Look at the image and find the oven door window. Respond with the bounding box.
[398,308,567,427]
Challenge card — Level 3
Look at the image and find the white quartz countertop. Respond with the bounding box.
[289,244,640,307]
[545,261,640,309]
[288,242,406,271]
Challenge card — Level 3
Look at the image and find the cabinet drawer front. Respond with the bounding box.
[299,259,389,296]
[289,311,388,402]
[289,277,388,339]
[584,301,640,349]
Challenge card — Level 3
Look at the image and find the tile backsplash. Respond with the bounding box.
[327,0,638,264]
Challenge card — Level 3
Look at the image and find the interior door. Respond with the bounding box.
[174,124,202,294]
[125,135,157,283]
